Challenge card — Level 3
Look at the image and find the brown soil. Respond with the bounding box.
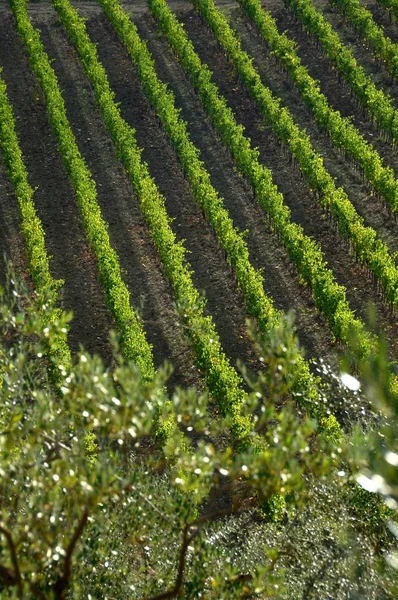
[0,11,116,362]
[33,13,206,390]
[178,4,398,356]
[0,155,30,289]
[1,0,398,393]
[82,9,268,374]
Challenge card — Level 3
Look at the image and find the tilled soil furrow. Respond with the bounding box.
[33,11,202,390]
[0,0,212,15]
[79,9,262,374]
[0,155,30,288]
[137,11,337,363]
[0,12,114,361]
[273,5,398,174]
[233,5,398,254]
[364,0,398,41]
[314,0,398,108]
[180,8,398,357]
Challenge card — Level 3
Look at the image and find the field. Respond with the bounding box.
[4,0,398,596]
[1,0,398,408]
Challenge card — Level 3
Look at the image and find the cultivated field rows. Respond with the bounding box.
[1,0,398,423]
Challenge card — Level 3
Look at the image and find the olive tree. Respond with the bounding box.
[0,269,394,599]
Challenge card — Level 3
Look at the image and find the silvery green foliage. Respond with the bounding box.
[0,271,323,599]
[0,270,395,599]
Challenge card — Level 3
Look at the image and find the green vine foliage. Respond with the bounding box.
[97,0,335,436]
[148,0,377,368]
[191,0,398,319]
[9,0,155,381]
[287,0,398,142]
[0,72,70,377]
[331,0,398,81]
[99,0,279,340]
[50,0,254,443]
[240,0,398,215]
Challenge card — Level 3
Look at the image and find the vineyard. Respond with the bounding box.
[2,0,398,412]
[2,0,398,596]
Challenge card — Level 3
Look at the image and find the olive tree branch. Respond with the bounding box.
[0,563,16,587]
[145,523,199,600]
[53,509,89,599]
[0,524,22,597]
[63,509,89,582]
[144,495,259,600]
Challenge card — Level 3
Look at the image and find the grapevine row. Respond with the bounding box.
[331,0,398,81]
[51,0,254,442]
[0,71,71,373]
[286,0,398,143]
[239,0,398,214]
[9,0,155,382]
[98,0,277,337]
[376,0,398,22]
[191,0,398,313]
[97,0,325,414]
[148,0,375,366]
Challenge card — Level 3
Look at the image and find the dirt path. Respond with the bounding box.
[0,0,239,16]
